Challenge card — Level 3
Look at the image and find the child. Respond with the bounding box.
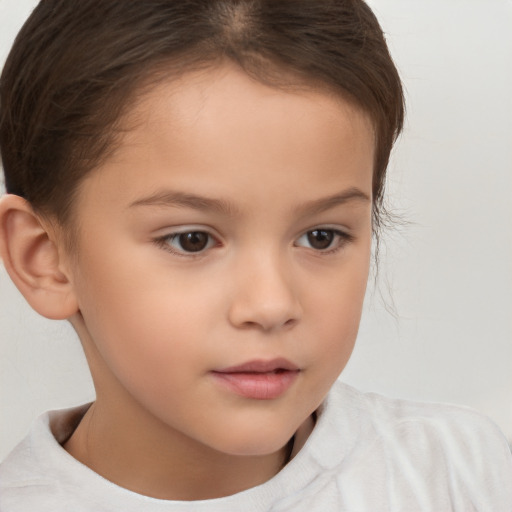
[0,0,511,510]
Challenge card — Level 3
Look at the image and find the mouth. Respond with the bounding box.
[211,358,300,400]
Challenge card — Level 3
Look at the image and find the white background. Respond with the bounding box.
[1,0,511,461]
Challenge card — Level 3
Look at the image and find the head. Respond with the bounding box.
[0,0,404,467]
[0,0,403,236]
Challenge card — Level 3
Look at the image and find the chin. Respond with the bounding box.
[207,425,295,458]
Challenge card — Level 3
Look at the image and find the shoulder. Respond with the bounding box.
[0,405,92,512]
[1,414,59,511]
[329,381,512,460]
[316,381,512,508]
[330,380,511,444]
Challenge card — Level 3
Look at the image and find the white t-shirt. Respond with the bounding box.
[1,381,511,511]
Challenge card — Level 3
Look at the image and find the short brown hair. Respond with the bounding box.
[0,0,404,233]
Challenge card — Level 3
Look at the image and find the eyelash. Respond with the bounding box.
[294,228,354,255]
[153,227,354,257]
[153,230,219,258]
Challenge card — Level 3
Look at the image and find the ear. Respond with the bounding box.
[0,194,79,319]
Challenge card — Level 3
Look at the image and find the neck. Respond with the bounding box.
[64,395,299,501]
[66,315,315,500]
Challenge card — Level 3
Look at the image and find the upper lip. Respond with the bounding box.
[213,358,300,373]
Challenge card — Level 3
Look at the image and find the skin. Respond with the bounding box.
[3,63,375,500]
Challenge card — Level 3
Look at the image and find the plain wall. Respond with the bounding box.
[1,0,511,461]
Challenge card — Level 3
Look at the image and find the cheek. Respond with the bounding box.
[72,251,193,381]
[74,244,234,396]
[304,247,370,366]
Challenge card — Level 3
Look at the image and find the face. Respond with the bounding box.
[65,64,374,457]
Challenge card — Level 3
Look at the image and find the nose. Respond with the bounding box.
[227,251,302,332]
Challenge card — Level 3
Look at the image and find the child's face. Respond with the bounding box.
[65,64,374,456]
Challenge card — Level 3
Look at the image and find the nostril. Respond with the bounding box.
[226,275,302,331]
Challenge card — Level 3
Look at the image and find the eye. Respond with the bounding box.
[155,230,217,255]
[295,228,352,252]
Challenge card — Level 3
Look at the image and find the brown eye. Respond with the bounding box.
[177,232,210,252]
[155,230,218,256]
[306,229,335,250]
[295,228,352,253]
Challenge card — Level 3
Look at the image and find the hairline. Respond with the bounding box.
[53,56,379,256]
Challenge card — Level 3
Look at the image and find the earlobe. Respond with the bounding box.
[0,194,79,319]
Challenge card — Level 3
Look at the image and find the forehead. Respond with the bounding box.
[129,63,375,156]
[77,63,375,215]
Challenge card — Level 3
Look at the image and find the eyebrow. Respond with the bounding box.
[297,187,371,216]
[129,190,239,216]
[128,187,370,216]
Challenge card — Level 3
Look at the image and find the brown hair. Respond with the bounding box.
[0,0,404,235]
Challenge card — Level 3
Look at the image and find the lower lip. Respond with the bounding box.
[211,370,299,400]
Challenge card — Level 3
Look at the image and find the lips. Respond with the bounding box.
[215,358,299,374]
[211,358,300,400]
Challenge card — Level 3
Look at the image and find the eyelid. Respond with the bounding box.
[153,225,221,257]
[294,226,354,253]
[152,223,219,237]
